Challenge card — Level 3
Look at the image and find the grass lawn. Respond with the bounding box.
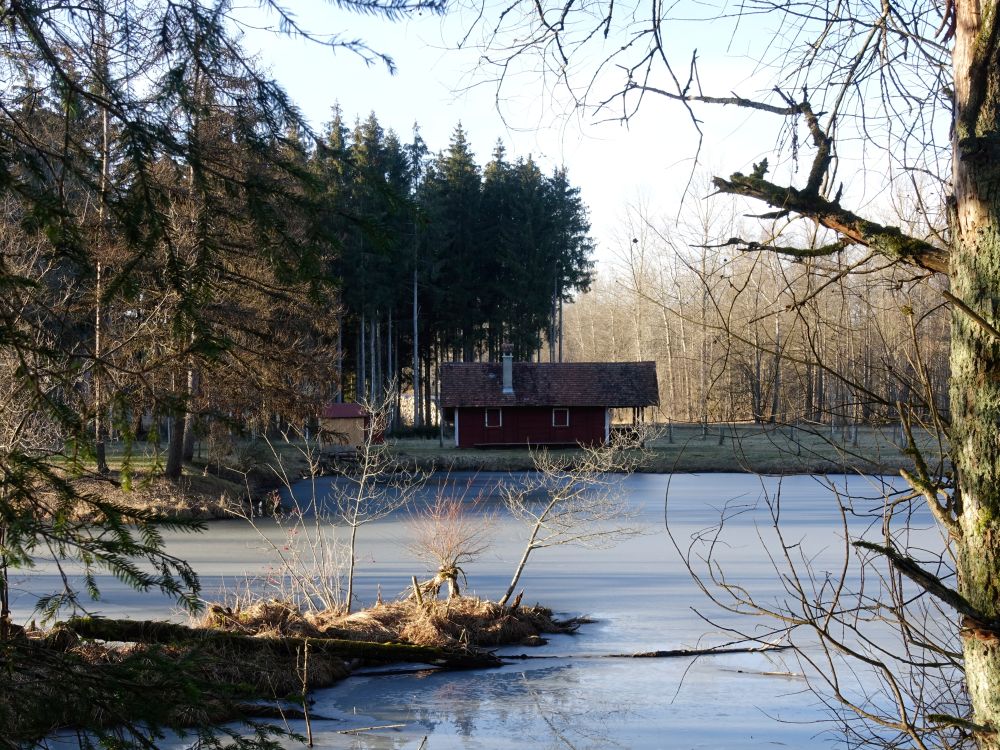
[391,422,946,475]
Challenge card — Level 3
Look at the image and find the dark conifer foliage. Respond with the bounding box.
[320,118,596,417]
[0,0,443,743]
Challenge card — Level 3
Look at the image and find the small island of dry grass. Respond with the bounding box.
[8,595,578,744]
[200,595,580,650]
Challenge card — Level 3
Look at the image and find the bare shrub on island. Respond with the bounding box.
[229,429,348,614]
[499,426,653,606]
[407,478,495,600]
[234,392,425,615]
[328,393,426,613]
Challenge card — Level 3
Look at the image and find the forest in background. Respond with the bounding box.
[322,112,594,427]
[562,194,950,435]
[1,0,948,474]
[3,62,594,478]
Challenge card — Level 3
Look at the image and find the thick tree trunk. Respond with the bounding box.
[413,272,421,428]
[94,260,108,475]
[164,410,185,480]
[951,0,1000,741]
[336,312,343,403]
[423,344,433,427]
[358,312,366,403]
[369,314,377,403]
[952,230,1000,744]
[769,317,781,423]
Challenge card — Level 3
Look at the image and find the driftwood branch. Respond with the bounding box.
[503,642,788,660]
[65,616,502,670]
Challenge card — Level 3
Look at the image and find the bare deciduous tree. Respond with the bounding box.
[467,0,1000,738]
[498,428,652,606]
[328,391,425,612]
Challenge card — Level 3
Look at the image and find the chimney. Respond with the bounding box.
[502,342,514,395]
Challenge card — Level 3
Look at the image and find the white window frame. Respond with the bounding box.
[485,407,502,428]
[552,408,570,428]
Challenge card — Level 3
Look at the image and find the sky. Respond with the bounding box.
[233,1,846,269]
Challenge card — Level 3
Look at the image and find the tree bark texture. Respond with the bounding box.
[950,0,1000,750]
[181,369,198,461]
[952,0,1000,739]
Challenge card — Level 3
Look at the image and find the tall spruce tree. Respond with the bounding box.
[419,124,483,360]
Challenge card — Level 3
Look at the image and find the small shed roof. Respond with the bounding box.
[440,361,659,408]
[321,403,367,419]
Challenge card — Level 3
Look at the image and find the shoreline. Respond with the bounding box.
[58,431,935,521]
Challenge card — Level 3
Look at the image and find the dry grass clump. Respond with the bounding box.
[204,595,577,650]
[397,598,570,648]
[38,472,244,522]
[200,600,321,638]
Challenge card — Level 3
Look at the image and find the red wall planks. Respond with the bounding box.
[456,406,606,448]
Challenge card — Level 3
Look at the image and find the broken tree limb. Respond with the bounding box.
[711,173,949,274]
[853,541,1000,643]
[64,616,502,670]
[701,237,851,259]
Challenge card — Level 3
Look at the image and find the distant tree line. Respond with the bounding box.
[564,198,949,433]
[1,58,595,483]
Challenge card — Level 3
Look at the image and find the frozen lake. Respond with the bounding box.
[12,472,941,748]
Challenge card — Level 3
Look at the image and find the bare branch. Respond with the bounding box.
[854,540,992,628]
[712,173,949,274]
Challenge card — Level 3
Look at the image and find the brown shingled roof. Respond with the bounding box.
[440,361,659,408]
[321,403,366,419]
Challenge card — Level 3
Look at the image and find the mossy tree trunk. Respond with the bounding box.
[951,0,1000,739]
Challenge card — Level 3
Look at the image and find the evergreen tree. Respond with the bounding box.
[419,124,483,360]
[543,166,595,360]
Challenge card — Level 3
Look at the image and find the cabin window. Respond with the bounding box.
[485,408,502,428]
[552,408,570,428]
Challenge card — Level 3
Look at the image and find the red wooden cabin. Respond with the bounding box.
[440,357,659,448]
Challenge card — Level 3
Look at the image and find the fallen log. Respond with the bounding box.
[64,616,502,670]
[235,703,337,722]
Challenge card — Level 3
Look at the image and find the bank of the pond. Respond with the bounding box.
[388,424,933,475]
[11,597,573,744]
[66,421,935,522]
